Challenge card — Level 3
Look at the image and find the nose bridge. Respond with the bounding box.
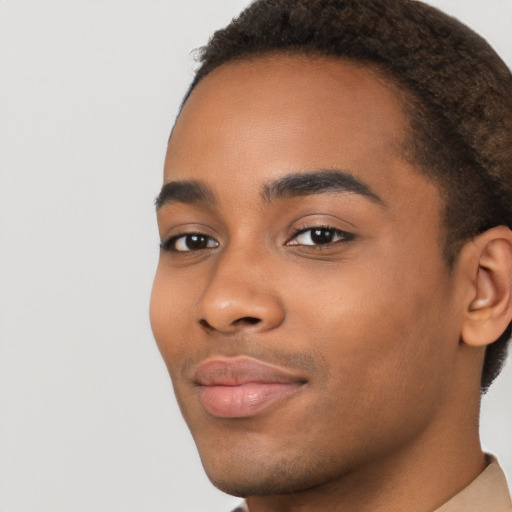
[195,241,284,333]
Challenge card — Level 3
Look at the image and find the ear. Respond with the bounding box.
[461,226,512,347]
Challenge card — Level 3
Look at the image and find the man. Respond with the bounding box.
[150,0,512,510]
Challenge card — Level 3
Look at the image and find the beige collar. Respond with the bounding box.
[434,457,511,512]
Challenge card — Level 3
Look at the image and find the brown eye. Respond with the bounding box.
[162,233,219,252]
[310,228,336,244]
[288,227,354,247]
[183,234,209,250]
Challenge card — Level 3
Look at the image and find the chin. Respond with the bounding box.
[199,445,340,498]
[206,468,323,498]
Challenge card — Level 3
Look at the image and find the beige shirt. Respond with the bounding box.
[234,458,512,512]
[434,458,511,512]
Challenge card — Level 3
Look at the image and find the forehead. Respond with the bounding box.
[165,55,426,205]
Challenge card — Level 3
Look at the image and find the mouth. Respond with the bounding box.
[193,357,307,418]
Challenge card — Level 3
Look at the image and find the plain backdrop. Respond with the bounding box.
[0,1,511,511]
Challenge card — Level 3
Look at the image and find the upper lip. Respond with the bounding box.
[193,357,307,386]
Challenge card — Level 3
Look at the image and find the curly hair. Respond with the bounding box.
[180,0,512,392]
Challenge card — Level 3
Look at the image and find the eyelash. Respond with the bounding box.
[160,226,354,253]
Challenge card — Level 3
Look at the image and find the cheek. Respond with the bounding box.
[280,279,453,461]
[149,263,193,366]
[286,251,456,403]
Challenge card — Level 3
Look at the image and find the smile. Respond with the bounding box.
[193,357,307,418]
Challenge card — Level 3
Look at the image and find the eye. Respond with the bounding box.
[161,233,219,252]
[287,227,354,246]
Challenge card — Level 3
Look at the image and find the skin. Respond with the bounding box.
[150,56,510,512]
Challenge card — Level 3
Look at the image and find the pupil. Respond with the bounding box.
[186,234,207,250]
[311,228,334,244]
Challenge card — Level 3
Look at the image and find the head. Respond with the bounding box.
[151,0,512,501]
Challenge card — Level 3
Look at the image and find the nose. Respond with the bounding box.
[194,251,285,335]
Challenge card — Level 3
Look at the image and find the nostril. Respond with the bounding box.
[198,316,262,332]
[199,319,214,331]
[234,316,261,326]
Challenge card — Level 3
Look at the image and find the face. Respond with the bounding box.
[150,56,464,497]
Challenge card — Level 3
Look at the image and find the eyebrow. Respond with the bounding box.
[155,180,217,210]
[262,169,384,205]
[155,169,384,211]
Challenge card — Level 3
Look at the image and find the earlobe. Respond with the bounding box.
[461,226,512,348]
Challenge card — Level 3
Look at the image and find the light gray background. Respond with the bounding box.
[0,1,510,511]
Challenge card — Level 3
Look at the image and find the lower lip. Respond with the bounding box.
[198,382,303,418]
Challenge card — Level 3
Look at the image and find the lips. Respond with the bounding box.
[193,357,306,418]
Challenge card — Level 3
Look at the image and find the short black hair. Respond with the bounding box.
[180,0,512,391]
